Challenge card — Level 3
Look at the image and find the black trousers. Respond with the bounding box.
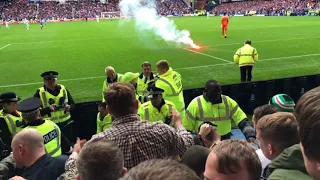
[57,120,74,154]
[240,66,253,82]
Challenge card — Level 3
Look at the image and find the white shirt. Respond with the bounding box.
[256,149,271,175]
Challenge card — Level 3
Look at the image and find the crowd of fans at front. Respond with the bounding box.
[0,58,320,180]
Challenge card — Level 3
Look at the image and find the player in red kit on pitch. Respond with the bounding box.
[221,13,229,38]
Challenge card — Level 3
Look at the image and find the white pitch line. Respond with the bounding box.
[1,53,319,88]
[206,36,320,48]
[184,48,232,63]
[0,44,11,50]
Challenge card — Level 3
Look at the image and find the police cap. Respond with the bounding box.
[0,92,21,104]
[41,71,58,80]
[147,86,164,95]
[18,97,42,115]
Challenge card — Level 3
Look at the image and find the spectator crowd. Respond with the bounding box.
[0,58,320,180]
[0,0,190,21]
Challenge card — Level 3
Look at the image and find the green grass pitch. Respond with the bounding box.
[0,16,320,103]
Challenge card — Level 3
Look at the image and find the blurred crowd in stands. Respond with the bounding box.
[0,0,190,21]
[212,0,319,16]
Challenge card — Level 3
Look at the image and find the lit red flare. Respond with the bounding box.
[190,43,200,49]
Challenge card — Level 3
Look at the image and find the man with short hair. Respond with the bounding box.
[102,66,123,102]
[233,40,258,82]
[76,140,127,180]
[10,129,67,180]
[194,124,221,148]
[252,104,278,176]
[204,139,261,180]
[256,112,311,179]
[90,82,194,169]
[295,86,320,180]
[185,80,256,142]
[96,102,113,133]
[181,145,210,178]
[137,62,155,102]
[155,60,185,119]
[120,159,200,180]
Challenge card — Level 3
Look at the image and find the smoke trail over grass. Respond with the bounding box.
[119,0,200,49]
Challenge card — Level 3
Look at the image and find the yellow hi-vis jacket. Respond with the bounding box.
[102,73,123,102]
[138,100,177,126]
[136,73,154,103]
[25,120,62,157]
[184,95,247,136]
[155,68,185,116]
[234,44,258,67]
[96,113,112,133]
[39,85,70,124]
[0,110,24,135]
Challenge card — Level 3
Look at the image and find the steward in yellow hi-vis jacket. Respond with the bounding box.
[121,72,146,107]
[234,40,258,82]
[18,97,62,157]
[137,62,155,103]
[138,86,177,126]
[184,80,256,142]
[34,71,75,153]
[154,60,185,120]
[96,102,113,133]
[0,92,25,147]
[102,66,123,102]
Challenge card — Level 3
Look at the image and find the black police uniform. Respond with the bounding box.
[17,97,68,180]
[33,71,75,151]
[0,92,24,149]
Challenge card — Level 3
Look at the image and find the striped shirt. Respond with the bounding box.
[90,114,194,169]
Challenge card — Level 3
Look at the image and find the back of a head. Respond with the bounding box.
[12,129,45,154]
[181,145,210,177]
[156,60,169,71]
[76,140,124,180]
[210,139,261,180]
[256,112,299,151]
[253,104,278,125]
[104,82,136,118]
[245,40,252,45]
[295,86,320,161]
[120,159,200,180]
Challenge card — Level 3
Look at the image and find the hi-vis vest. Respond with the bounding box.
[39,85,70,124]
[0,110,24,135]
[233,44,258,67]
[25,120,62,157]
[184,95,247,136]
[138,100,176,126]
[102,74,123,102]
[155,68,185,114]
[96,113,112,133]
[137,73,154,100]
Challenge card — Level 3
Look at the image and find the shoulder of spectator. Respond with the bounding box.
[64,152,79,180]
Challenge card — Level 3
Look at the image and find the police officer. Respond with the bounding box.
[103,66,123,102]
[138,86,177,126]
[154,60,185,120]
[184,80,256,142]
[137,62,155,103]
[18,97,62,157]
[0,92,25,147]
[33,71,75,150]
[96,102,113,133]
[233,40,259,82]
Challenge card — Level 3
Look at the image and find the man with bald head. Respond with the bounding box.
[102,66,123,102]
[185,80,256,143]
[10,129,67,180]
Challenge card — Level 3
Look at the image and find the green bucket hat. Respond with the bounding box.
[269,94,295,112]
